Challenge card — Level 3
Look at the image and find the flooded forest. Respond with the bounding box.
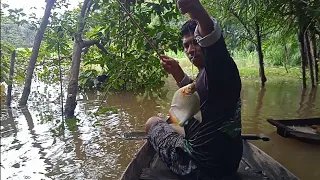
[1,0,320,180]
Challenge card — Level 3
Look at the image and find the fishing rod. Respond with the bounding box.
[116,0,197,80]
[122,131,270,141]
[115,0,163,59]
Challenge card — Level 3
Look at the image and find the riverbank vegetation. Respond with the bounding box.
[1,0,319,120]
[166,50,305,81]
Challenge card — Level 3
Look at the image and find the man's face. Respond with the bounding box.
[182,33,204,68]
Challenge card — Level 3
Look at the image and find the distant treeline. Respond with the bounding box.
[1,21,36,48]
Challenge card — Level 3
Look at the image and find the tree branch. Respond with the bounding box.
[78,0,91,32]
[82,40,97,47]
[230,10,254,40]
[82,46,90,55]
[95,43,109,54]
[87,0,94,14]
[57,55,72,61]
[74,0,91,42]
[81,40,109,54]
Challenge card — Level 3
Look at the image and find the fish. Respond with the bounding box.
[167,82,202,137]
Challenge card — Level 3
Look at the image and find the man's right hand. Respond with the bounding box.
[177,0,213,37]
[176,0,205,20]
[160,55,185,83]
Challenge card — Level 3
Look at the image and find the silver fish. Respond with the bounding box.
[168,82,202,136]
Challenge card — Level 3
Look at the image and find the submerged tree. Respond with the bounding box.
[19,0,57,106]
[202,0,319,87]
[212,0,281,87]
[64,0,181,119]
[269,0,320,88]
[64,0,102,119]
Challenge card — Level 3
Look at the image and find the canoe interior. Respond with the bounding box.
[120,140,299,180]
[267,118,320,144]
[120,142,156,180]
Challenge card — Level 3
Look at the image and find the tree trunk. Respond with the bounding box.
[64,0,91,119]
[283,42,289,73]
[305,31,315,87]
[6,50,16,106]
[255,21,267,87]
[65,43,82,119]
[311,31,318,83]
[298,26,307,88]
[19,0,56,106]
[295,3,308,88]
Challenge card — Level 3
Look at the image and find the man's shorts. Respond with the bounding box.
[147,119,242,180]
[147,120,198,176]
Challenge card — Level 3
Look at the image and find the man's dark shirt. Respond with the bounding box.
[178,18,243,178]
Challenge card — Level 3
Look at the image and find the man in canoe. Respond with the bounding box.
[145,0,243,179]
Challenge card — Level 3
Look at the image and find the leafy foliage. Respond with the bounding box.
[0,22,36,48]
[202,0,319,71]
[1,0,319,94]
[0,42,14,83]
[1,0,319,134]
[73,0,182,91]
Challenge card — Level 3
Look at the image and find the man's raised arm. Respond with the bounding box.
[177,0,241,112]
[177,0,214,37]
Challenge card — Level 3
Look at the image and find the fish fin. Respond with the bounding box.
[193,110,202,123]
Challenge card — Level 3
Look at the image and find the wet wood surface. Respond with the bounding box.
[267,118,320,144]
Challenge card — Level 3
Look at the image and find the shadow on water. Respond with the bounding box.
[300,87,318,117]
[1,77,320,180]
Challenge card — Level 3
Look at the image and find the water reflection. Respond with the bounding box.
[254,132,320,180]
[251,87,266,131]
[304,88,318,116]
[243,80,320,180]
[1,108,18,138]
[297,88,307,116]
[1,78,320,180]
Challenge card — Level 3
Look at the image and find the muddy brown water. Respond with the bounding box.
[1,77,320,180]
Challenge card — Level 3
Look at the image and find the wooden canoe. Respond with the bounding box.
[267,117,320,144]
[120,140,299,180]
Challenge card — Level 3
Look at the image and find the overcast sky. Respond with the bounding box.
[3,0,81,18]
